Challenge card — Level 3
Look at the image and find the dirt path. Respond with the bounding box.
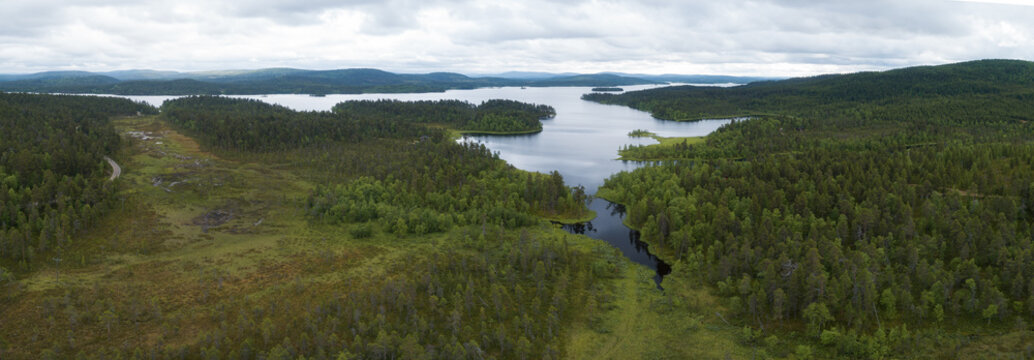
[104,156,121,180]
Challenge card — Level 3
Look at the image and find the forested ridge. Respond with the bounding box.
[589,59,1034,358]
[584,59,1034,123]
[332,99,555,133]
[162,96,556,153]
[161,96,427,151]
[0,93,155,269]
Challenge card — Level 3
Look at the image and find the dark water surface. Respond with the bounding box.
[127,86,731,287]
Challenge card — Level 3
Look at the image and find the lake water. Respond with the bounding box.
[125,86,732,287]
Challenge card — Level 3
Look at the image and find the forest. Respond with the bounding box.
[332,99,555,134]
[0,92,605,359]
[161,96,583,224]
[0,93,155,268]
[588,59,1034,357]
[161,97,555,154]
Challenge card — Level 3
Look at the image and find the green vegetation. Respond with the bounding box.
[332,99,555,134]
[164,95,586,225]
[162,96,555,148]
[584,59,1034,123]
[0,93,155,269]
[617,136,705,160]
[8,58,1034,359]
[161,96,425,151]
[627,129,655,137]
[587,59,1034,358]
[567,264,752,359]
[0,93,620,359]
[591,87,624,92]
[622,129,705,160]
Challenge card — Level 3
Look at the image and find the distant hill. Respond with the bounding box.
[583,59,1034,121]
[529,74,662,87]
[610,73,780,84]
[2,70,107,81]
[477,71,580,79]
[0,73,122,92]
[479,71,779,84]
[0,68,660,95]
[101,70,187,81]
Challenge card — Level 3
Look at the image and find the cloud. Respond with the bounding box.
[0,0,1032,76]
[955,0,1034,6]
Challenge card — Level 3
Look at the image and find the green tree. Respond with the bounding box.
[982,304,998,325]
[803,302,833,337]
[880,289,897,319]
[516,336,532,360]
[795,345,814,360]
[393,218,408,237]
[100,309,117,334]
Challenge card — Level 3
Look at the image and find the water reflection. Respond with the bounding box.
[608,202,626,216]
[560,200,672,289]
[560,221,594,235]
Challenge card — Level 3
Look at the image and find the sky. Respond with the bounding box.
[1,0,1033,77]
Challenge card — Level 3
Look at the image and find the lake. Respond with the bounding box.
[125,86,732,287]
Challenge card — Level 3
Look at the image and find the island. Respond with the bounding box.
[627,128,654,137]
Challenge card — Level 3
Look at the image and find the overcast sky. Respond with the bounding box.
[1,0,1033,76]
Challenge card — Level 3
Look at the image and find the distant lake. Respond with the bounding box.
[123,86,732,287]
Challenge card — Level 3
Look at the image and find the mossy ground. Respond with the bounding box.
[0,116,448,356]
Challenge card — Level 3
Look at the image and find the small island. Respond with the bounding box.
[627,129,655,137]
[623,128,704,160]
[591,87,624,92]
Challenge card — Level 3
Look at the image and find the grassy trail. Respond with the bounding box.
[565,264,752,359]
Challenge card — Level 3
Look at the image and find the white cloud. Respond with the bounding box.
[955,0,1034,6]
[0,0,1032,76]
